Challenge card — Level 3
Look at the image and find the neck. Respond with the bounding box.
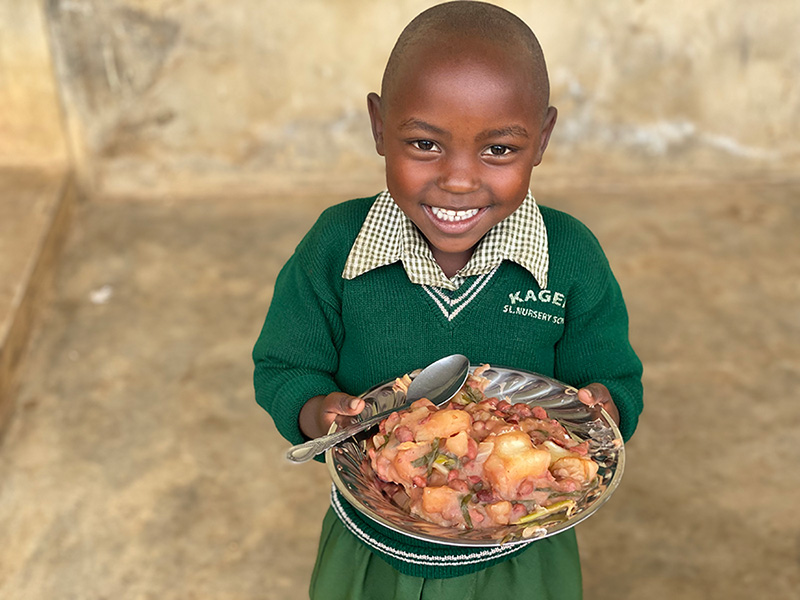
[431,247,475,279]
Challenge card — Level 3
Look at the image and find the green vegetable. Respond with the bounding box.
[461,386,484,404]
[512,500,577,525]
[434,453,459,470]
[411,438,441,475]
[460,493,474,528]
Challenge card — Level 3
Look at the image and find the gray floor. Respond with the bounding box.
[1,179,799,599]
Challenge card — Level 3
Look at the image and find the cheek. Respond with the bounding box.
[386,155,432,193]
[485,163,533,196]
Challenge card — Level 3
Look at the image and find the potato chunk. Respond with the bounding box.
[372,441,430,486]
[485,500,512,525]
[444,430,470,457]
[415,409,472,441]
[551,456,599,484]
[417,486,464,526]
[484,430,550,497]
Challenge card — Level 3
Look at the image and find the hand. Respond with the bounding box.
[299,392,365,439]
[577,383,620,427]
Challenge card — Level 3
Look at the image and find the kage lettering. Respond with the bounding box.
[508,289,566,308]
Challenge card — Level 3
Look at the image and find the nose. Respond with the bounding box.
[437,153,480,194]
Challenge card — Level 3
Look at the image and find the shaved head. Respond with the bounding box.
[381,1,550,112]
[365,2,559,274]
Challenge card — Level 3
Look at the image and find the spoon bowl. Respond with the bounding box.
[405,354,470,404]
[285,354,470,463]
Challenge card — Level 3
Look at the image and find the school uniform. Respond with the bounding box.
[253,191,642,598]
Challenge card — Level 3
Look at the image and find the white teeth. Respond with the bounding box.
[430,207,480,222]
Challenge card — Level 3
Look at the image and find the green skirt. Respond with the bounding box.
[309,507,583,600]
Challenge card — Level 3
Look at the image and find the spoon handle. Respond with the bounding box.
[285,407,393,463]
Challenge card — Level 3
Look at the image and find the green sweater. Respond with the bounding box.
[253,195,643,578]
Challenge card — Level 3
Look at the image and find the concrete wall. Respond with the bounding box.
[0,0,68,168]
[12,0,800,198]
[0,1,71,433]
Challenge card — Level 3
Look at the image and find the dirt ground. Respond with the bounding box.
[1,177,799,599]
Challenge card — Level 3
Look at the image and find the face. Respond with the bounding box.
[368,38,557,274]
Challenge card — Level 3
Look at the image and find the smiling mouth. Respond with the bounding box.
[429,206,481,222]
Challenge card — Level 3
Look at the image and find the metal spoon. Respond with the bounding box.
[285,354,470,463]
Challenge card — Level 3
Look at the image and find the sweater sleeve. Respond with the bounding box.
[252,244,344,447]
[551,228,643,442]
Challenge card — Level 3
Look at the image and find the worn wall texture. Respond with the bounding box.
[10,0,800,197]
[0,0,68,168]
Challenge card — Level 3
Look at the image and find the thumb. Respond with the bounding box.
[577,387,599,407]
[342,395,364,414]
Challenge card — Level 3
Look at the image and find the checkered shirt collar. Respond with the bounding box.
[342,190,549,291]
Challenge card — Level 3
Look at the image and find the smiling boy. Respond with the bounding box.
[367,24,557,280]
[253,2,642,598]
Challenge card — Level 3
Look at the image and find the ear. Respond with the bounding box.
[367,92,386,156]
[533,106,558,166]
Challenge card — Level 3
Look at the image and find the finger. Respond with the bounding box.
[329,395,364,430]
[577,387,599,407]
[578,384,620,426]
[323,393,364,416]
[579,383,612,405]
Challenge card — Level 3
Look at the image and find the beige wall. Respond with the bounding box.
[0,0,68,169]
[7,0,800,198]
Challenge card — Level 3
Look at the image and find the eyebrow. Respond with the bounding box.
[398,118,529,142]
[475,125,530,142]
[398,118,450,138]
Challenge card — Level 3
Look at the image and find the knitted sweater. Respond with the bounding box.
[252,194,643,578]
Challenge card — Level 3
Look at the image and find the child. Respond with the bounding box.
[253,2,643,598]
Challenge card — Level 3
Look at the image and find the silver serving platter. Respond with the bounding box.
[326,365,625,547]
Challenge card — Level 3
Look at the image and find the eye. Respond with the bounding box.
[410,140,439,152]
[484,145,514,157]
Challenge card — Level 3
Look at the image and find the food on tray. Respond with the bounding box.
[367,365,599,530]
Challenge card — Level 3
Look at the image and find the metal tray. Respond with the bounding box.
[326,365,624,547]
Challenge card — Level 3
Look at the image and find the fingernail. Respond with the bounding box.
[349,399,360,410]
